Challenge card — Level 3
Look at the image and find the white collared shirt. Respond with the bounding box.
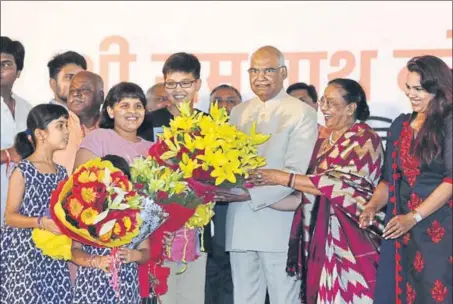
[49,98,68,109]
[1,93,33,226]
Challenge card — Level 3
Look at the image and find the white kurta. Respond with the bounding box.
[1,94,33,226]
[226,89,318,252]
[226,89,318,304]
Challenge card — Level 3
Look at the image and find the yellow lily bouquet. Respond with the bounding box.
[149,101,271,188]
[130,156,215,232]
[130,156,215,251]
[130,156,215,295]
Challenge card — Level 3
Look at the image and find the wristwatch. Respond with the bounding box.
[412,209,423,223]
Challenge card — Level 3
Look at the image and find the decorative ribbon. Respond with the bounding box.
[109,248,122,299]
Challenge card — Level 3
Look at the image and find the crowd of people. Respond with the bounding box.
[0,35,451,304]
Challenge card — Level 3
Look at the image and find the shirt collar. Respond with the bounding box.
[49,99,68,109]
[254,88,288,107]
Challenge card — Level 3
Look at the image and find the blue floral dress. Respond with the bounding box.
[73,246,140,304]
[0,160,72,304]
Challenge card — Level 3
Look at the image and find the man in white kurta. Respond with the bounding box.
[1,37,32,227]
[219,46,318,304]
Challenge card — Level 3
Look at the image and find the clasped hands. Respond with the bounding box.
[213,169,282,202]
[359,205,417,239]
[91,248,141,273]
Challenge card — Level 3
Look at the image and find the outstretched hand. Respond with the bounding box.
[214,188,251,202]
[246,169,283,186]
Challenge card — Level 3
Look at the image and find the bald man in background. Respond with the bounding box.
[216,46,318,304]
[146,83,169,112]
[52,71,104,285]
[53,71,104,173]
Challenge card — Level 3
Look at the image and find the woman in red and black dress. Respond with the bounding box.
[360,55,452,304]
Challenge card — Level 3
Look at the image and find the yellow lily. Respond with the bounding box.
[209,102,229,123]
[211,165,237,185]
[179,153,200,179]
[161,138,180,160]
[249,121,271,145]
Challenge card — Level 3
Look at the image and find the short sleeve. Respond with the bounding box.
[443,116,452,183]
[79,129,105,157]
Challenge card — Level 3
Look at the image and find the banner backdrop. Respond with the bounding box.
[1,1,452,139]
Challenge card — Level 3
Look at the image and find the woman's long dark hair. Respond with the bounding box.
[14,104,69,159]
[407,55,452,164]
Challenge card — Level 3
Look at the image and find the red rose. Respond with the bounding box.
[157,191,169,201]
[134,183,145,190]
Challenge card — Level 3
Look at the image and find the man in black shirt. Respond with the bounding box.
[156,52,211,304]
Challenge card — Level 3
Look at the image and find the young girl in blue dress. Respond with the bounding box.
[0,104,72,304]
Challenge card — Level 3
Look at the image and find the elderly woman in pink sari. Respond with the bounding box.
[248,79,385,304]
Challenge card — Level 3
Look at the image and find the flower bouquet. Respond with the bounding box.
[130,156,214,297]
[149,101,271,190]
[32,157,168,297]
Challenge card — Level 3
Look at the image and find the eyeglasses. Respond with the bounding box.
[69,87,93,96]
[212,97,239,104]
[0,61,15,71]
[247,66,285,76]
[318,98,345,109]
[164,80,197,89]
[153,96,169,103]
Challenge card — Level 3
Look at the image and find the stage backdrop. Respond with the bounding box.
[1,1,452,139]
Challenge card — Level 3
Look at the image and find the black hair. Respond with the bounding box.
[407,55,452,164]
[0,36,25,71]
[328,78,370,121]
[210,84,242,102]
[47,51,87,79]
[100,82,147,129]
[14,104,69,159]
[286,82,318,103]
[101,155,131,180]
[162,52,201,79]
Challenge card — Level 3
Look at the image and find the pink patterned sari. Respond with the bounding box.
[287,123,385,304]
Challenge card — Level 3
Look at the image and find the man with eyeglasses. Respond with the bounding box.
[204,84,242,304]
[139,52,211,304]
[209,84,242,115]
[215,46,318,304]
[0,36,32,227]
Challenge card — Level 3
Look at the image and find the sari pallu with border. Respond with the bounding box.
[287,123,385,304]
